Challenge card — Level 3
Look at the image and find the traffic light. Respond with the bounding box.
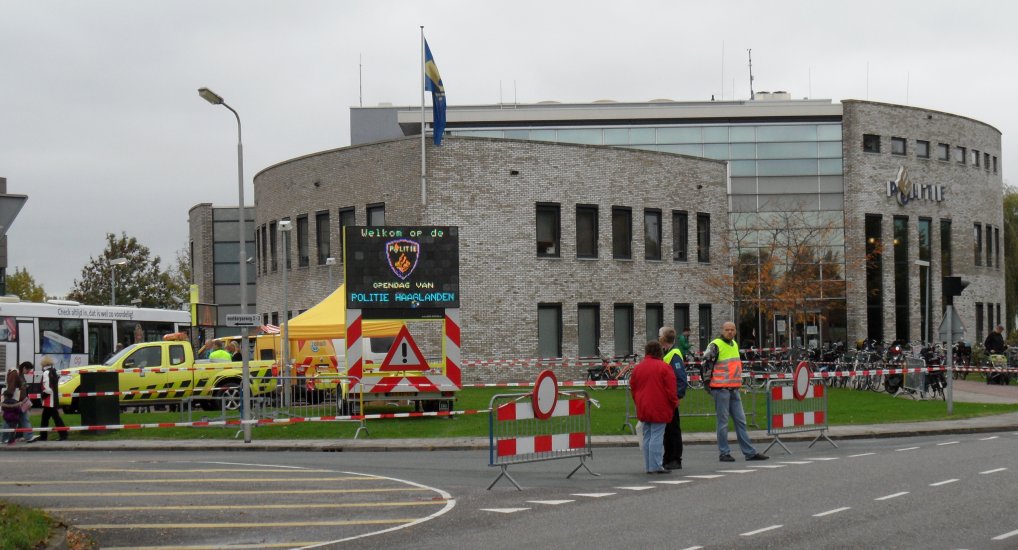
[943,276,970,306]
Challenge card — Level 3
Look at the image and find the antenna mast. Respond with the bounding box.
[747,48,755,100]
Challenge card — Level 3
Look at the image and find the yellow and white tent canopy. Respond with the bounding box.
[285,284,403,341]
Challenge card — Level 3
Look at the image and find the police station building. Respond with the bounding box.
[218,94,1004,366]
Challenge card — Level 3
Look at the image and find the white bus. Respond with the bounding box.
[0,298,191,380]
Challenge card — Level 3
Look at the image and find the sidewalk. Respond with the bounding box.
[8,380,1018,453]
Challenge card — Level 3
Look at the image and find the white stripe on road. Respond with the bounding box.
[481,508,529,514]
[717,469,757,474]
[848,452,875,457]
[651,480,692,485]
[571,493,616,498]
[992,528,1018,541]
[980,468,1007,475]
[809,457,839,461]
[813,507,851,517]
[526,500,574,505]
[894,447,920,452]
[686,474,725,479]
[615,486,656,491]
[875,492,909,501]
[979,436,999,441]
[779,461,812,465]
[930,479,959,487]
[679,546,704,550]
[741,524,782,536]
[937,441,959,446]
[749,464,786,469]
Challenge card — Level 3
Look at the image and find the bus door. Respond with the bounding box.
[88,322,114,365]
[17,320,33,369]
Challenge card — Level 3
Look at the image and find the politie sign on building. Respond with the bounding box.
[344,226,459,315]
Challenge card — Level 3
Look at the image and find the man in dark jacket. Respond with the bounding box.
[630,340,678,474]
[984,325,1009,385]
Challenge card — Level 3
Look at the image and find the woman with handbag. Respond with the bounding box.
[5,362,37,443]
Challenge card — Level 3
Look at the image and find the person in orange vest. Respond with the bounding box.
[702,321,768,462]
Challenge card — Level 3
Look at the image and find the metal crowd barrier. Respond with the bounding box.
[898,357,928,399]
[612,374,760,435]
[762,378,836,455]
[488,390,597,490]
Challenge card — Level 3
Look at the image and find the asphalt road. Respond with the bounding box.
[2,431,1016,549]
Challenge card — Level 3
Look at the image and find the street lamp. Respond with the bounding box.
[279,220,293,407]
[915,259,931,343]
[109,257,127,306]
[325,257,336,291]
[198,86,252,443]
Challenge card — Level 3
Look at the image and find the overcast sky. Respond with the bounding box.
[1,0,1015,297]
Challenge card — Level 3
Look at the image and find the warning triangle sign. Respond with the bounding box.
[379,325,430,371]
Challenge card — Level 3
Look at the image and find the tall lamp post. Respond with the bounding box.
[109,257,127,306]
[325,257,336,291]
[198,87,252,443]
[278,220,293,407]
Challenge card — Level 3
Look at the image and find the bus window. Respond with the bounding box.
[39,318,84,353]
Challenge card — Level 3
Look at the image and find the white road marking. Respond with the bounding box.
[481,508,529,514]
[992,528,1018,540]
[930,479,959,487]
[813,507,851,517]
[848,452,876,457]
[980,468,1007,475]
[749,464,786,469]
[937,441,959,446]
[679,546,704,550]
[571,493,616,498]
[651,480,693,485]
[686,474,725,479]
[979,436,1000,441]
[779,461,812,465]
[875,492,909,501]
[741,524,783,536]
[717,469,757,474]
[526,500,574,505]
[616,486,656,491]
[894,447,920,452]
[809,457,839,461]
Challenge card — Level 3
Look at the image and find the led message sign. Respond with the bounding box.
[344,226,460,311]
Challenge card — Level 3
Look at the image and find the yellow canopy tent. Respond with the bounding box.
[286,284,403,341]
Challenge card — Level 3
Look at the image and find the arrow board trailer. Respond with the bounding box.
[343,226,461,414]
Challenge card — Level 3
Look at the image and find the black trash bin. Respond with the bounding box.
[79,372,120,427]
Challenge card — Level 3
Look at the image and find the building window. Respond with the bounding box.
[296,215,309,268]
[536,203,561,257]
[576,205,598,259]
[260,225,268,274]
[972,150,980,167]
[367,203,385,226]
[993,156,998,174]
[646,303,664,344]
[937,143,950,161]
[955,146,966,164]
[916,140,930,159]
[986,224,994,268]
[577,303,600,358]
[674,304,690,335]
[995,226,1001,268]
[975,303,984,344]
[253,231,261,275]
[613,304,634,356]
[890,137,906,156]
[697,304,712,351]
[985,152,991,171]
[696,213,711,263]
[315,210,331,265]
[338,207,355,259]
[940,219,952,310]
[644,209,662,261]
[269,221,278,272]
[537,303,562,358]
[863,134,881,153]
[918,218,931,343]
[865,214,883,342]
[672,210,688,262]
[893,216,909,341]
[974,223,982,266]
[612,207,632,260]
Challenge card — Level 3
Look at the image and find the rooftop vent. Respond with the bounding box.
[753,91,792,101]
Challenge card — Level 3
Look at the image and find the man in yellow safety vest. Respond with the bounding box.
[702,321,768,463]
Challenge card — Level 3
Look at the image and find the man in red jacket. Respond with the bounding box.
[630,340,678,474]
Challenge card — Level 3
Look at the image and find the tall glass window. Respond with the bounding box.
[612,207,632,260]
[698,304,712,351]
[672,210,688,261]
[940,219,952,311]
[613,304,633,356]
[975,303,984,343]
[338,207,355,260]
[995,227,1001,268]
[918,218,931,342]
[674,304,690,334]
[646,303,664,344]
[537,304,562,358]
[296,215,309,268]
[576,205,598,259]
[865,214,883,342]
[536,203,561,257]
[696,213,711,263]
[974,223,982,266]
[315,211,331,265]
[367,203,385,226]
[269,221,278,272]
[893,216,909,340]
[577,304,600,358]
[986,224,993,267]
[644,209,662,260]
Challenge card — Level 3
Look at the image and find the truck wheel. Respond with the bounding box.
[215,381,242,411]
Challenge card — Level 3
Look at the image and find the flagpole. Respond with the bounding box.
[420,26,427,206]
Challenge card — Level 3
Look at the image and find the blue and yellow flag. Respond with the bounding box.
[424,39,446,146]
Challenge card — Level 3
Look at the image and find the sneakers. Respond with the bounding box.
[24,436,39,443]
[664,461,682,470]
[645,469,672,475]
[746,453,770,461]
[719,454,736,462]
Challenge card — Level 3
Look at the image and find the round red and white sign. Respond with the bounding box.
[532,370,559,420]
[792,361,812,401]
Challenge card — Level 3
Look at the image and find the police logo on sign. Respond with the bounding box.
[386,239,420,280]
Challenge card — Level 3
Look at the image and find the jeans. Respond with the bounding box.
[641,422,666,472]
[18,411,33,441]
[2,420,15,443]
[711,388,757,457]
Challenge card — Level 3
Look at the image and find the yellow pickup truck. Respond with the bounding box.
[58,341,277,413]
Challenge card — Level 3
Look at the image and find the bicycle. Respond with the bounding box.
[585,352,638,390]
